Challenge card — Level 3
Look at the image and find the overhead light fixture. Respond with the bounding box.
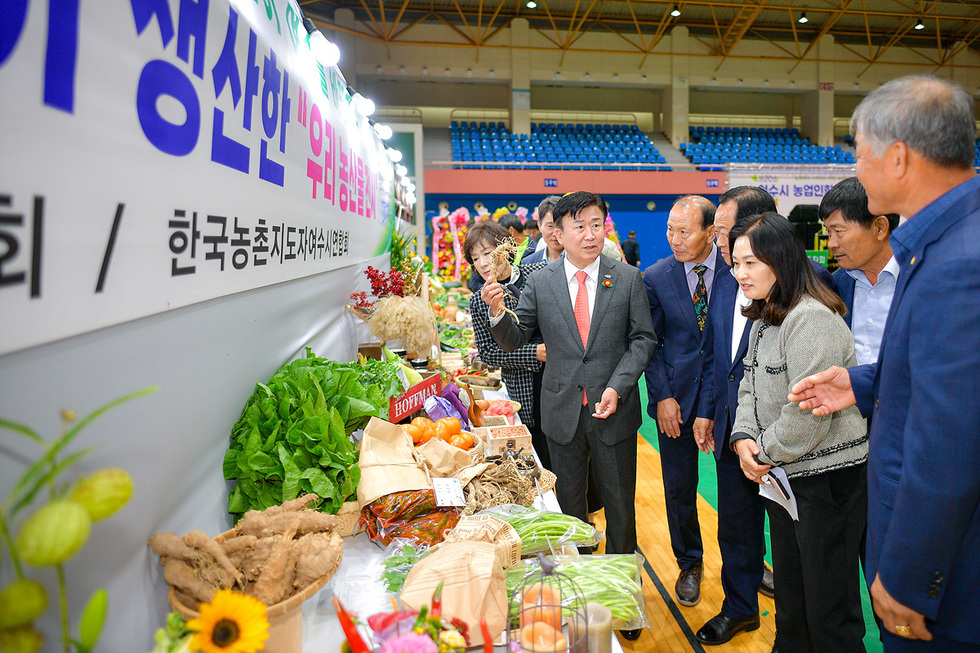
[399,65,406,73]
[422,66,428,75]
[303,18,341,66]
[554,71,562,80]
[583,72,591,81]
[764,79,769,87]
[489,69,495,78]
[914,18,925,30]
[526,0,537,8]
[798,11,808,24]
[376,65,382,74]
[445,67,451,75]
[670,5,681,17]
[467,69,473,77]
[613,73,619,81]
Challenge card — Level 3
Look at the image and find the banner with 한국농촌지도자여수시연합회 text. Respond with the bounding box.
[0,0,397,355]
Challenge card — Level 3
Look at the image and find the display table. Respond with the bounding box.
[299,384,626,653]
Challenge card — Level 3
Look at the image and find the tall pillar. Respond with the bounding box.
[510,18,531,135]
[800,34,835,146]
[333,8,357,86]
[666,26,690,148]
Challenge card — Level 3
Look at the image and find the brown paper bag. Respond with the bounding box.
[417,438,491,488]
[443,513,522,569]
[357,417,430,507]
[400,541,508,646]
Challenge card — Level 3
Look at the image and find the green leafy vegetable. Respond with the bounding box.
[380,543,431,592]
[225,348,406,520]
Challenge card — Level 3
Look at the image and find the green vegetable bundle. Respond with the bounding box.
[438,325,473,352]
[478,504,600,555]
[505,554,650,629]
[224,348,405,520]
[380,542,431,593]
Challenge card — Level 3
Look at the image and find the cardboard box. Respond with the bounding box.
[478,424,533,457]
[390,371,442,423]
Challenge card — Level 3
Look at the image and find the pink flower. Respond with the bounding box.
[380,633,439,653]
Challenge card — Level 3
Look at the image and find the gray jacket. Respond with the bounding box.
[490,255,656,445]
[732,295,868,478]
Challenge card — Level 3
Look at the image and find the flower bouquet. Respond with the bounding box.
[348,263,435,356]
[335,584,494,653]
[151,590,269,653]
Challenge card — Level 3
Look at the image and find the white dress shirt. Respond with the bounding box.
[732,282,753,363]
[562,255,601,320]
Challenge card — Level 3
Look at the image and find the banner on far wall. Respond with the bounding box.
[0,0,396,355]
[728,167,854,217]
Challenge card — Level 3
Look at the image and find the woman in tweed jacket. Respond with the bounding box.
[463,220,549,465]
[729,213,868,653]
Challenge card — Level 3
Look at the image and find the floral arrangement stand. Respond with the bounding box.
[167,528,335,653]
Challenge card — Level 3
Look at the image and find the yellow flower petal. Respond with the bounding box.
[187,590,270,653]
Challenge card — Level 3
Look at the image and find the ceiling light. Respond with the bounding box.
[489,69,495,78]
[467,69,473,77]
[670,5,681,17]
[376,65,382,73]
[554,71,562,80]
[399,65,406,73]
[583,72,591,81]
[422,66,428,75]
[764,79,769,87]
[445,67,451,75]
[526,0,537,8]
[798,11,808,24]
[914,18,925,30]
[613,73,619,81]
[303,18,340,66]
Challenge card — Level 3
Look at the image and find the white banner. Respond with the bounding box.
[728,166,855,217]
[0,0,396,355]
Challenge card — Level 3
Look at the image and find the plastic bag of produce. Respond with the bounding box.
[478,504,602,555]
[504,554,650,631]
[380,539,432,593]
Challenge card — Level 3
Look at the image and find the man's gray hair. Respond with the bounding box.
[850,75,976,168]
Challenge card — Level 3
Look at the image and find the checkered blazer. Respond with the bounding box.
[470,261,547,427]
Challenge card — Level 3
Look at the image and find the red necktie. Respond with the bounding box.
[574,270,590,405]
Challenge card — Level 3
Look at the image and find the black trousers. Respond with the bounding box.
[716,442,766,620]
[548,404,637,554]
[768,462,868,653]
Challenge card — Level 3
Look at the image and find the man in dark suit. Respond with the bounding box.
[692,186,778,645]
[818,177,899,365]
[791,75,980,652]
[643,195,723,607]
[483,191,656,568]
[622,230,641,267]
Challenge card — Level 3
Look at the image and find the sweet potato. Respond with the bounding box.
[234,510,337,538]
[294,531,344,589]
[252,521,299,605]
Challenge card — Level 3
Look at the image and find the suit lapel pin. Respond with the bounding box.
[602,277,613,288]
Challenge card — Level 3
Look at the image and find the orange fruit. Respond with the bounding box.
[404,423,423,444]
[411,416,433,429]
[449,434,468,449]
[457,431,474,449]
[436,417,462,436]
[419,423,437,444]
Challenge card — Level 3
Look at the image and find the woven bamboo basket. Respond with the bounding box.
[167,528,341,653]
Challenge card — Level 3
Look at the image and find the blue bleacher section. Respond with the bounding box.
[975,139,980,169]
[449,121,672,171]
[681,126,855,170]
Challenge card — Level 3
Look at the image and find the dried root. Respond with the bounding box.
[150,495,345,608]
[489,237,521,325]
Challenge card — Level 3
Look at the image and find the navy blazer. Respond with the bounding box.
[697,269,751,459]
[850,177,980,644]
[643,249,728,423]
[833,268,856,327]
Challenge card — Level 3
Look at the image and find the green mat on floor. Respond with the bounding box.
[635,376,882,652]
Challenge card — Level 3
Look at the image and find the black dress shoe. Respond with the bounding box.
[675,564,703,607]
[620,629,642,641]
[760,566,775,598]
[695,612,761,645]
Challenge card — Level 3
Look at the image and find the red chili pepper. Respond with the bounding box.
[431,580,444,618]
[333,597,371,653]
[480,617,493,653]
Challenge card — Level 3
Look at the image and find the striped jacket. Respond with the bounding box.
[469,261,547,426]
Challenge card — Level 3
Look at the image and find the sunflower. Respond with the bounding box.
[187,589,270,653]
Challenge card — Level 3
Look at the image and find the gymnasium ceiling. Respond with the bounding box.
[299,0,980,73]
